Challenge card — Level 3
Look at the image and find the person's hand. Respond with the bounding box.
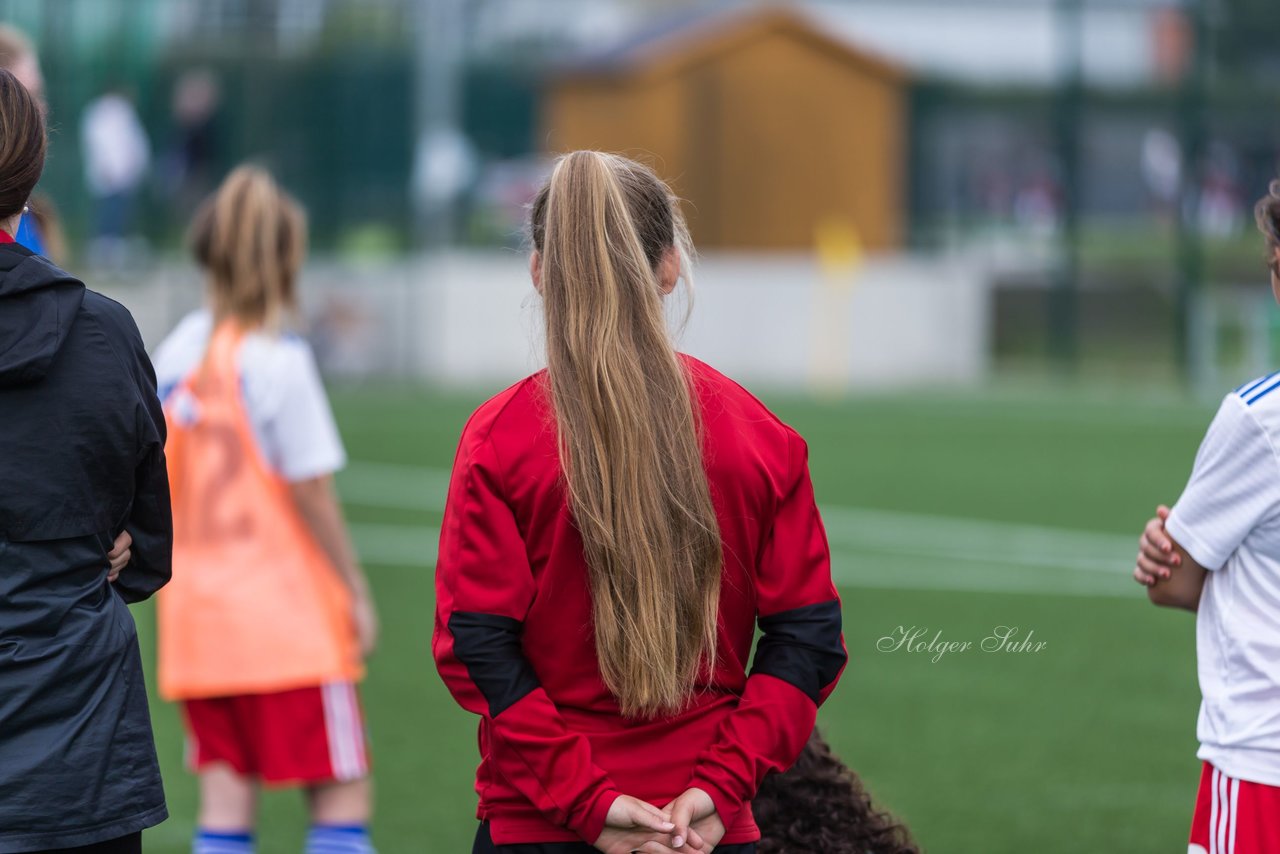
[1134,506,1179,587]
[107,530,133,583]
[664,788,724,853]
[593,794,692,854]
[352,590,379,657]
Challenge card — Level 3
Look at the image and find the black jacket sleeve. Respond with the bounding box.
[113,310,172,604]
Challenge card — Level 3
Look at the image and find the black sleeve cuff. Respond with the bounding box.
[750,600,846,702]
[448,611,542,716]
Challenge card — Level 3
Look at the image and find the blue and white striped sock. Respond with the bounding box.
[193,829,254,854]
[305,824,376,854]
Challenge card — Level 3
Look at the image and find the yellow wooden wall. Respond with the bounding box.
[542,22,906,252]
[542,75,695,200]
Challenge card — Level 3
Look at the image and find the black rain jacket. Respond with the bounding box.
[0,241,171,851]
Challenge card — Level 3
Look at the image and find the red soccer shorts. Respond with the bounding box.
[1189,762,1280,854]
[182,681,370,786]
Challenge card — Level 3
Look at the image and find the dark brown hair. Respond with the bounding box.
[0,66,45,221]
[529,151,721,718]
[188,165,306,330]
[754,729,920,854]
[1256,180,1280,268]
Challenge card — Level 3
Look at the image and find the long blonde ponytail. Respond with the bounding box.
[531,151,722,718]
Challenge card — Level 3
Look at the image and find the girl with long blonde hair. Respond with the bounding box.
[434,150,847,853]
[154,165,378,854]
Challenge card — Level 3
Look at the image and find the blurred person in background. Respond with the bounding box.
[752,729,917,854]
[1133,181,1280,852]
[153,166,378,854]
[161,69,222,223]
[0,67,172,853]
[81,83,150,268]
[0,23,66,264]
[434,151,847,854]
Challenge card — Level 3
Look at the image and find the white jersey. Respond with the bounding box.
[1167,376,1280,787]
[80,93,151,196]
[153,310,346,482]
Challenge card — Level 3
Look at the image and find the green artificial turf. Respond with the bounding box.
[134,382,1216,853]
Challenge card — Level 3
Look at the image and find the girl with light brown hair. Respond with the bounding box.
[0,23,66,264]
[434,150,847,854]
[153,165,378,854]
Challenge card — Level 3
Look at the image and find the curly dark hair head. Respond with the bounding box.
[753,729,919,854]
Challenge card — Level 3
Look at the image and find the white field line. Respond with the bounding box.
[830,551,1135,599]
[819,505,1136,574]
[339,463,1141,598]
[339,461,450,511]
[349,522,439,568]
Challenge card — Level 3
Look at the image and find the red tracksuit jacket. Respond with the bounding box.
[433,355,846,846]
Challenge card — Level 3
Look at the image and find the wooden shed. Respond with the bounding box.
[542,6,909,252]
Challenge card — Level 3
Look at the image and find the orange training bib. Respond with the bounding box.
[157,321,361,700]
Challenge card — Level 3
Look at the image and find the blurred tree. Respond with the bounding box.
[318,0,408,52]
[462,61,537,158]
[1218,0,1280,78]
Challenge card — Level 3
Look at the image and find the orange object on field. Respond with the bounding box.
[158,320,361,700]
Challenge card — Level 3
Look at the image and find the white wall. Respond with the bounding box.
[677,253,990,389]
[98,250,991,391]
[810,1,1158,88]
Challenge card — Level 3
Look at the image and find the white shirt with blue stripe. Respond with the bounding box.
[1167,374,1280,787]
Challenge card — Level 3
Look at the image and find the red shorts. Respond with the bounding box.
[1189,762,1280,854]
[182,681,370,786]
